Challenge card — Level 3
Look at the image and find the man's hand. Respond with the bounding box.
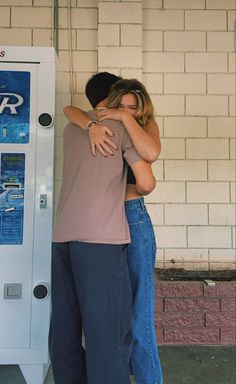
[89,123,117,156]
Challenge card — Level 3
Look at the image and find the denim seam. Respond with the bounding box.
[139,216,162,384]
[144,235,159,384]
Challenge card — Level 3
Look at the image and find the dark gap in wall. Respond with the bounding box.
[155,268,236,281]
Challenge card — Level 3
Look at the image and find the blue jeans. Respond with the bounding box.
[125,197,163,384]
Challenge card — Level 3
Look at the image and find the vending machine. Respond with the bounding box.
[0,46,55,384]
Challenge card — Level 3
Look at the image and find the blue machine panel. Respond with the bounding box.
[0,153,25,245]
[0,71,30,143]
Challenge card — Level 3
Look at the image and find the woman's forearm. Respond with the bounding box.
[121,113,161,162]
[97,109,161,162]
[63,105,90,129]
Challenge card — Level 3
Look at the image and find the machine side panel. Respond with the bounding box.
[0,63,38,350]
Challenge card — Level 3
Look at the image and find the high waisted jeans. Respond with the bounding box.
[125,197,163,384]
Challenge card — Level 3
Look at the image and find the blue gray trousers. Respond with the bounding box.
[49,241,132,384]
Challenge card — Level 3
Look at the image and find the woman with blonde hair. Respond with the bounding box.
[64,75,163,384]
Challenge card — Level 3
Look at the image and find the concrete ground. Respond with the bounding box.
[0,346,235,384]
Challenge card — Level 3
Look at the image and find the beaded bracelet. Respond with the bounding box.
[85,120,97,134]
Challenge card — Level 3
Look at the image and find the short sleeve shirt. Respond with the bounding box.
[52,110,142,244]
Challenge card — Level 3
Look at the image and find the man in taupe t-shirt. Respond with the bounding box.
[49,73,156,384]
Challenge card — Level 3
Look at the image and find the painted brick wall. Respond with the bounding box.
[0,0,235,271]
[155,280,236,345]
[98,0,143,79]
[142,0,235,272]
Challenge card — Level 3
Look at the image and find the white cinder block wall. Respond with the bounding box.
[0,0,235,271]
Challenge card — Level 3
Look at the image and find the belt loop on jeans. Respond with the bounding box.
[138,197,145,210]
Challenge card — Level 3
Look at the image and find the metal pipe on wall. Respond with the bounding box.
[67,0,76,105]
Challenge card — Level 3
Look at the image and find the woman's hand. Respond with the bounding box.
[96,108,127,122]
[89,123,117,156]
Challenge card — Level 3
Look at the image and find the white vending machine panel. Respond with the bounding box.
[0,47,55,384]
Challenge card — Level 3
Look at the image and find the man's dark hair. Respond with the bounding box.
[85,72,122,108]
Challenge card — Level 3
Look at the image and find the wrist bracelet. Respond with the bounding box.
[85,120,97,134]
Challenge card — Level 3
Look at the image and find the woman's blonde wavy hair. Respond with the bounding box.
[107,79,154,127]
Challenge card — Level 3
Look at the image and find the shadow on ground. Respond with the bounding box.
[0,346,235,384]
[159,346,236,384]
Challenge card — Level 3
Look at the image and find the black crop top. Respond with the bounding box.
[127,166,136,184]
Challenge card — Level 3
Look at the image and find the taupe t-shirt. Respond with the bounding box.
[52,110,142,244]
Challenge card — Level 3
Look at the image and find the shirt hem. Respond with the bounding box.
[52,237,131,244]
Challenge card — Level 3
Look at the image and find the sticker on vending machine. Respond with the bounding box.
[0,153,25,245]
[0,71,30,143]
